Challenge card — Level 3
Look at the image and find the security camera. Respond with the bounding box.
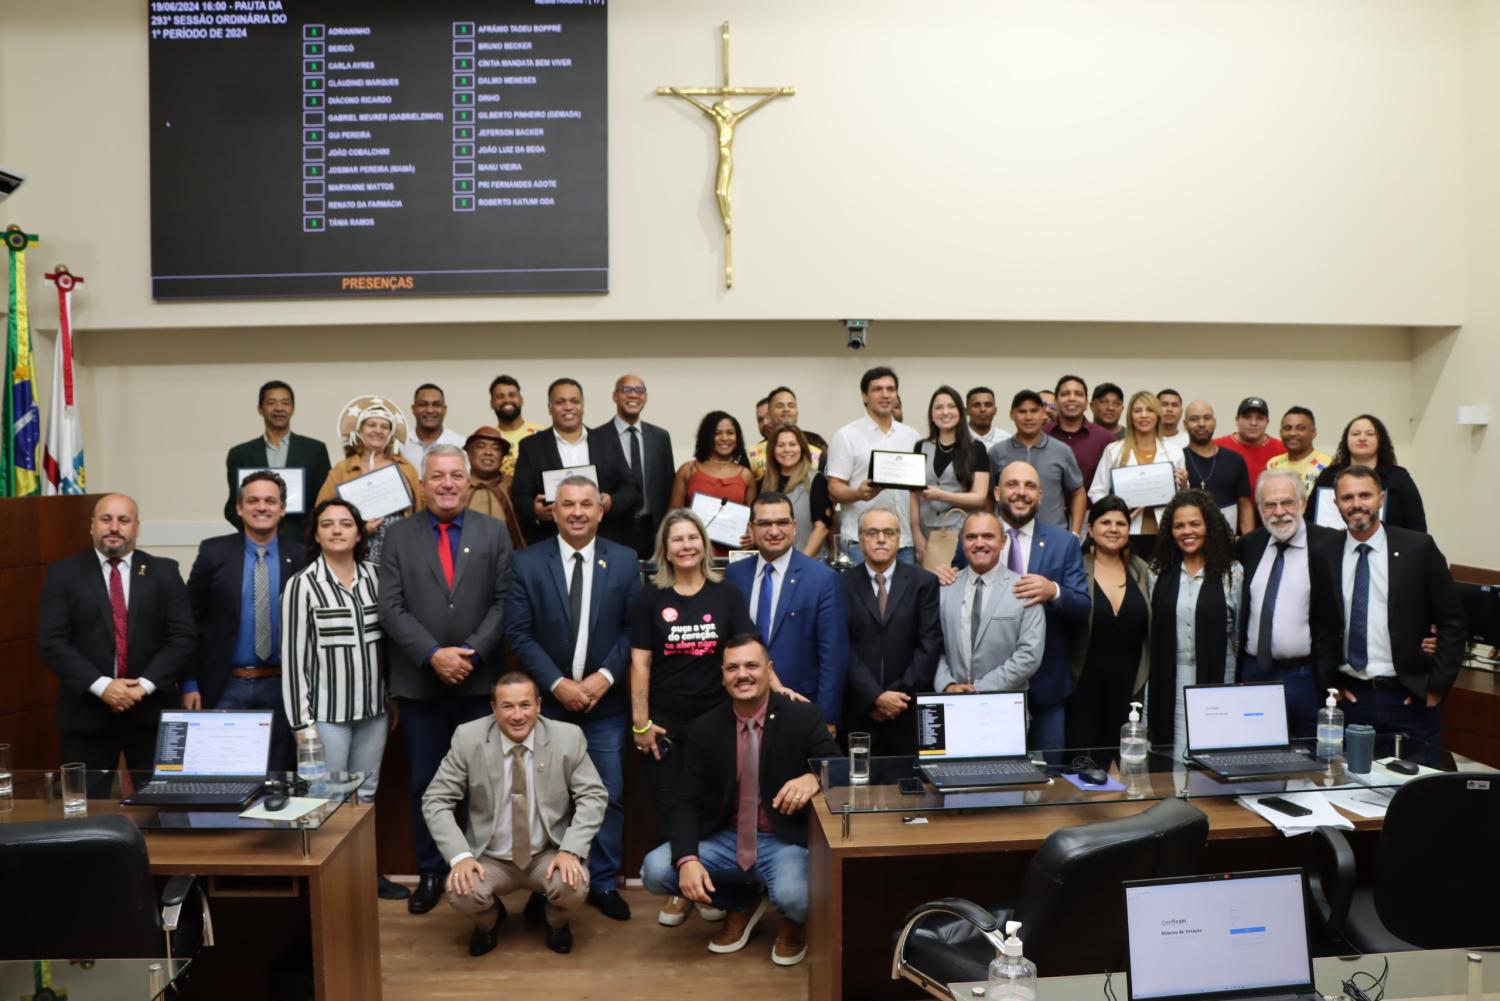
[844,319,869,350]
[0,167,25,202]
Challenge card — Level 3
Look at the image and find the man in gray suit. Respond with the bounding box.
[934,512,1046,694]
[424,672,606,957]
[379,445,514,914]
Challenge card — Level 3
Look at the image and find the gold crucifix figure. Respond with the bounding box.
[657,22,795,287]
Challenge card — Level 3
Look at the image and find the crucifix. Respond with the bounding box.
[657,22,795,288]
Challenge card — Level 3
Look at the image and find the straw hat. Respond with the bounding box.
[337,394,409,450]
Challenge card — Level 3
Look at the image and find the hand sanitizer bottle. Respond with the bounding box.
[1316,689,1344,759]
[1120,701,1149,766]
[986,920,1038,1000]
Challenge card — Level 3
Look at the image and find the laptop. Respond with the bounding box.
[1184,683,1323,779]
[914,691,1047,790]
[1124,869,1320,1001]
[123,709,273,807]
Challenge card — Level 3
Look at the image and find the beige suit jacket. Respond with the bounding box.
[421,715,607,865]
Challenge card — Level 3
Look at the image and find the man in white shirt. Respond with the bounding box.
[965,386,1011,449]
[401,383,467,468]
[825,366,922,564]
[1157,388,1189,452]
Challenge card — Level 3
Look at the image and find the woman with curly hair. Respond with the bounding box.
[1147,489,1243,757]
[669,410,757,553]
[1306,413,1426,532]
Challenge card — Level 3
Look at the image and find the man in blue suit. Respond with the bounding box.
[506,475,641,921]
[726,492,849,732]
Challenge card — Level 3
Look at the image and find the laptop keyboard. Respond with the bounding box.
[141,781,262,796]
[925,761,1036,779]
[1200,751,1307,767]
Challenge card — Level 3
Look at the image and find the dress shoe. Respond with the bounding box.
[468,903,506,957]
[377,875,411,900]
[708,896,768,954]
[657,895,692,927]
[587,889,631,921]
[772,919,808,966]
[545,922,573,955]
[523,890,548,926]
[407,873,444,914]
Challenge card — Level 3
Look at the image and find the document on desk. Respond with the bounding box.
[1235,791,1353,836]
[690,493,751,548]
[1110,462,1177,509]
[335,463,413,520]
[1322,788,1390,819]
[542,463,598,502]
[240,796,326,821]
[238,467,306,514]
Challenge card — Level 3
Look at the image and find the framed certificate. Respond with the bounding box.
[542,464,599,503]
[690,493,752,548]
[1110,462,1177,509]
[867,450,927,490]
[237,467,306,515]
[334,463,414,521]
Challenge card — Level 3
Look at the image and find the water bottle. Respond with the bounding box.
[1316,688,1344,759]
[296,727,329,797]
[1120,701,1149,766]
[986,921,1038,1001]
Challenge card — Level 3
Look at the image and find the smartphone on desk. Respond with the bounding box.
[897,777,925,795]
[1257,795,1312,818]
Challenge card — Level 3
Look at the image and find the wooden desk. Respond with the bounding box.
[1447,668,1500,767]
[807,795,1379,1001]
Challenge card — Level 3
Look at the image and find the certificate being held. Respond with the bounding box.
[335,464,414,521]
[542,464,599,503]
[1110,462,1177,510]
[690,493,752,549]
[867,450,927,490]
[238,467,306,515]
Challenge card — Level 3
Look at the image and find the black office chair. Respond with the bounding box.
[891,798,1208,999]
[0,815,213,966]
[1308,771,1500,953]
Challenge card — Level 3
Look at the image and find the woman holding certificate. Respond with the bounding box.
[1087,390,1188,536]
[1306,413,1427,532]
[669,411,757,554]
[1145,489,1243,759]
[910,386,991,569]
[759,423,833,558]
[316,396,424,564]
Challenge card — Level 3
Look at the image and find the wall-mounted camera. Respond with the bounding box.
[844,319,869,350]
[0,167,26,203]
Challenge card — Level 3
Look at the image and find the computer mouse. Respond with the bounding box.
[1080,768,1110,786]
[263,791,290,811]
[1386,759,1420,775]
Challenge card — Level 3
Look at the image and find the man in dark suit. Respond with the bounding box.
[595,373,674,559]
[510,377,640,546]
[641,633,840,967]
[506,475,641,921]
[185,470,309,773]
[725,492,849,730]
[1236,467,1341,739]
[1310,465,1465,745]
[842,506,942,753]
[223,380,332,540]
[37,494,196,774]
[379,445,513,914]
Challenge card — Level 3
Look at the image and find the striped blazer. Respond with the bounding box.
[280,556,384,729]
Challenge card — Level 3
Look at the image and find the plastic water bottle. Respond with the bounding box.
[1120,701,1149,766]
[1316,688,1344,759]
[986,920,1038,1001]
[296,727,329,797]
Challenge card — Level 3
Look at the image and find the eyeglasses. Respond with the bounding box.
[615,385,647,397]
[752,518,794,530]
[860,527,899,539]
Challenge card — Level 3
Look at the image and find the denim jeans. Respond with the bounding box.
[217,675,294,772]
[641,828,809,923]
[317,715,388,803]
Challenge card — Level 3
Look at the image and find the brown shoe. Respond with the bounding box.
[708,896,768,954]
[772,920,807,966]
[657,895,693,927]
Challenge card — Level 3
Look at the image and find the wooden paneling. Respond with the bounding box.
[1446,668,1500,767]
[1454,564,1500,586]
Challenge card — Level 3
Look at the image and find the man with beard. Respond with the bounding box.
[747,386,828,480]
[489,375,545,479]
[1236,468,1341,739]
[1089,382,1125,437]
[464,426,525,551]
[1310,466,1465,745]
[1182,401,1254,537]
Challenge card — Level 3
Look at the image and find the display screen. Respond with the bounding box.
[147,0,608,299]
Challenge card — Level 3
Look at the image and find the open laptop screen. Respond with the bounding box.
[1125,870,1313,1001]
[1183,683,1290,752]
[153,710,273,778]
[915,692,1026,759]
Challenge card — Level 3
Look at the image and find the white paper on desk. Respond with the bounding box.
[1111,462,1177,509]
[240,796,326,821]
[335,463,413,521]
[238,467,306,514]
[690,493,751,548]
[1235,791,1354,836]
[542,464,598,503]
[1322,788,1391,819]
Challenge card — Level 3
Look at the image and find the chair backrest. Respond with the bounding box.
[1015,798,1208,975]
[1375,772,1500,948]
[0,815,167,960]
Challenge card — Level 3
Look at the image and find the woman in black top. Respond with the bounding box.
[629,507,755,924]
[1066,496,1153,755]
[1307,413,1427,532]
[910,385,991,568]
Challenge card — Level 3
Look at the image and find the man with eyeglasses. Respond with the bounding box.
[725,492,849,732]
[595,374,674,559]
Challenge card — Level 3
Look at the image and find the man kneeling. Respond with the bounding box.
[423,671,607,956]
[641,633,839,966]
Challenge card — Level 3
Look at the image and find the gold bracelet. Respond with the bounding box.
[631,719,654,734]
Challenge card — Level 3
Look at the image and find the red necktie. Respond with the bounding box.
[437,522,455,589]
[108,558,129,677]
[736,717,760,870]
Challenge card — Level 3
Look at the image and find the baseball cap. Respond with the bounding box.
[1237,397,1269,417]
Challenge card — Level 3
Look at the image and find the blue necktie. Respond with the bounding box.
[756,564,775,641]
[1347,543,1372,670]
[1256,542,1288,671]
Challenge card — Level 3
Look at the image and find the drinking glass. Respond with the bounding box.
[848,732,871,786]
[61,761,88,817]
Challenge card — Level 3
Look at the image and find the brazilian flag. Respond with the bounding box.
[4,227,41,497]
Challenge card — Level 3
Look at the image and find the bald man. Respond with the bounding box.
[1182,401,1254,536]
[597,373,675,558]
[38,494,196,772]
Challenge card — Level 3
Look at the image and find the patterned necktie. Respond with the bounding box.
[568,552,585,676]
[1007,528,1025,574]
[756,564,775,640]
[253,546,272,661]
[108,558,129,678]
[509,744,531,869]
[736,717,760,870]
[437,522,455,589]
[1256,542,1289,671]
[1348,543,1372,670]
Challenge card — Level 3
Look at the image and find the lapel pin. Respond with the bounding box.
[789,577,797,586]
[1393,551,1399,558]
[463,547,471,554]
[137,563,146,576]
[769,713,776,720]
[599,559,608,569]
[537,762,545,771]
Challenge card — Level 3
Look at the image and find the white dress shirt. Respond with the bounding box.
[449,728,548,867]
[867,564,894,600]
[971,424,1011,449]
[1246,520,1312,661]
[399,426,466,470]
[613,414,644,475]
[89,550,157,698]
[555,537,611,687]
[750,550,794,626]
[554,427,592,468]
[1340,526,1395,679]
[825,415,923,546]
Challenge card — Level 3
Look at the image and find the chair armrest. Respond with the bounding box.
[892,898,1007,998]
[161,875,198,909]
[1306,825,1355,936]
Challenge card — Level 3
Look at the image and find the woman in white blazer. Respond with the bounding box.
[1087,390,1188,535]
